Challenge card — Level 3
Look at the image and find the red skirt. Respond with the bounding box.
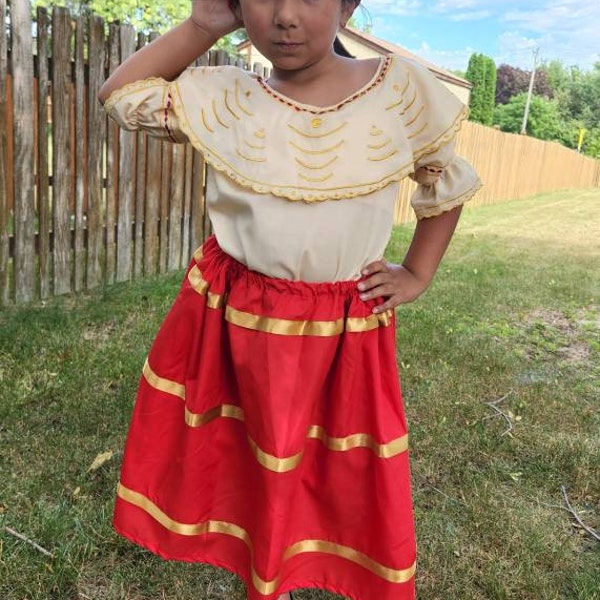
[114,236,416,600]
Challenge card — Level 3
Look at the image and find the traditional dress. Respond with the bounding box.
[105,54,481,600]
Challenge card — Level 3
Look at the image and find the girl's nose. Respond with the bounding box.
[273,0,299,28]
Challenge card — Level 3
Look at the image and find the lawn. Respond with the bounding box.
[1,189,598,600]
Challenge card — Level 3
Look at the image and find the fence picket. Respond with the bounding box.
[52,8,74,296]
[36,7,51,299]
[74,16,86,292]
[116,25,137,283]
[105,24,120,285]
[86,16,106,289]
[168,144,185,270]
[12,0,37,303]
[0,0,8,304]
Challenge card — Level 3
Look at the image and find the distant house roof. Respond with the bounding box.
[341,27,472,90]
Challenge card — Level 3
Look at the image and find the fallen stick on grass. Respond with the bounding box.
[561,486,600,543]
[482,391,514,437]
[4,526,55,558]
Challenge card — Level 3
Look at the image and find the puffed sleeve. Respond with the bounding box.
[410,138,482,219]
[104,74,192,143]
[398,58,482,219]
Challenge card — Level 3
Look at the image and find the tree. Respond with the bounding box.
[495,64,554,105]
[31,0,245,52]
[465,53,496,126]
[32,0,190,32]
[494,93,567,142]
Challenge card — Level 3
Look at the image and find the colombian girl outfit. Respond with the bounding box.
[105,54,481,600]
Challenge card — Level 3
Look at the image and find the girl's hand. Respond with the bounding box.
[357,260,430,313]
[191,0,243,39]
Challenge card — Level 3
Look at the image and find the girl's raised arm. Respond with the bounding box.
[98,0,242,103]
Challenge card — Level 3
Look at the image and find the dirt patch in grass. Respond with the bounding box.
[522,307,596,364]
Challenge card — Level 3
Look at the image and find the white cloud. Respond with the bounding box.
[366,0,599,70]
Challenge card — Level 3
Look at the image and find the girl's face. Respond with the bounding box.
[237,0,356,73]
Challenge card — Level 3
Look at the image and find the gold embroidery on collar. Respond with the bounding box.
[295,155,338,170]
[288,122,347,139]
[117,483,417,592]
[368,138,392,150]
[405,105,425,127]
[224,89,240,120]
[289,140,344,155]
[244,139,266,151]
[299,172,335,183]
[254,129,266,139]
[399,90,417,116]
[235,79,254,116]
[370,126,384,136]
[407,121,428,139]
[201,108,214,133]
[212,98,230,129]
[236,148,267,163]
[368,149,399,162]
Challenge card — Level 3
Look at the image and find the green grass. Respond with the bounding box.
[1,189,599,600]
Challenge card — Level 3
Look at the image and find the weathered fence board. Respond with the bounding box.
[86,15,106,290]
[0,6,598,306]
[105,24,120,286]
[74,16,86,292]
[52,8,73,296]
[0,0,10,305]
[12,0,36,303]
[37,7,51,300]
[116,25,137,283]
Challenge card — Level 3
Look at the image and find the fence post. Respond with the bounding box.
[86,15,107,290]
[0,0,10,305]
[52,7,74,296]
[12,0,37,303]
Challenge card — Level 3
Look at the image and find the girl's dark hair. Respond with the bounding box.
[334,37,355,58]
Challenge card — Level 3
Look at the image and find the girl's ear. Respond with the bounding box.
[340,1,358,28]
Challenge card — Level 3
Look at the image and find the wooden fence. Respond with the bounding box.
[1,5,599,305]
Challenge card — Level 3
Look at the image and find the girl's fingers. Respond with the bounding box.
[359,283,391,301]
[361,259,387,276]
[373,295,403,313]
[357,273,389,293]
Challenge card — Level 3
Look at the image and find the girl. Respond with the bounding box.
[99,1,481,599]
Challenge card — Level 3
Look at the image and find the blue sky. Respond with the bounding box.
[358,0,600,72]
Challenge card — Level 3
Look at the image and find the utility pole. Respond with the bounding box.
[521,46,540,135]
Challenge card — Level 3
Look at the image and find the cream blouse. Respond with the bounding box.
[105,55,481,282]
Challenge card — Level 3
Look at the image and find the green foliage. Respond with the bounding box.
[31,1,245,56]
[465,53,496,126]
[493,93,567,142]
[498,59,600,158]
[32,0,190,32]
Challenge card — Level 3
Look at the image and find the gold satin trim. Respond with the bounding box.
[225,306,393,336]
[307,426,408,458]
[143,363,409,469]
[187,265,225,309]
[225,305,345,336]
[116,483,416,592]
[143,359,185,400]
[187,252,393,334]
[185,404,244,427]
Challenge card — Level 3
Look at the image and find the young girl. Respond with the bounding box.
[99,1,481,599]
